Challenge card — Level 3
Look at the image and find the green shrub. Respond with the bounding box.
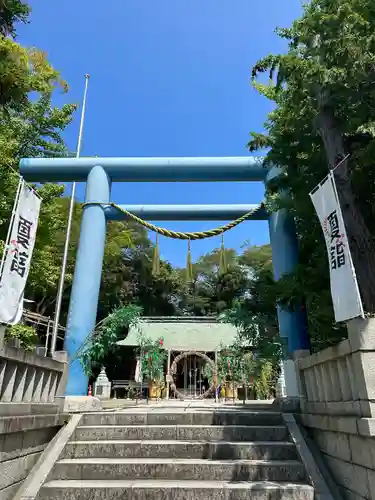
[5,324,38,351]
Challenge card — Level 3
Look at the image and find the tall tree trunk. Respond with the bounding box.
[316,96,375,312]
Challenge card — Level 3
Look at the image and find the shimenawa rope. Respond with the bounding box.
[82,201,264,240]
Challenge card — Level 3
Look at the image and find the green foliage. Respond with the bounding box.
[215,335,277,398]
[202,361,216,386]
[0,9,78,323]
[175,248,249,316]
[0,39,68,112]
[245,0,375,346]
[99,228,183,320]
[216,344,243,386]
[5,323,38,350]
[223,244,283,358]
[136,332,167,383]
[216,335,258,386]
[0,0,30,37]
[80,305,142,376]
[252,360,277,400]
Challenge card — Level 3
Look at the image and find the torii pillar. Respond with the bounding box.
[267,168,310,397]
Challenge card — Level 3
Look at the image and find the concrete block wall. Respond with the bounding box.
[0,411,66,500]
[296,318,375,500]
[300,412,375,500]
[0,345,68,500]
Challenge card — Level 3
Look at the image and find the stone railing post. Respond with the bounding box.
[52,350,69,398]
[294,349,310,401]
[347,317,375,418]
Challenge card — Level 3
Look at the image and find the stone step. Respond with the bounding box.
[81,411,283,427]
[63,439,298,460]
[73,424,290,442]
[50,458,306,482]
[39,479,314,500]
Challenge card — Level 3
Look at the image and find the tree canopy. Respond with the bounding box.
[243,0,375,350]
[0,0,29,37]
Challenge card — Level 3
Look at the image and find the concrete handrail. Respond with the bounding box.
[0,344,66,404]
[295,318,375,418]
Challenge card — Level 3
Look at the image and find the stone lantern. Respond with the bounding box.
[94,366,111,399]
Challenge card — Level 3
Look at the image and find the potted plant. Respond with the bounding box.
[137,333,167,399]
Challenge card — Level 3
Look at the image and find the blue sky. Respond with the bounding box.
[19,1,302,267]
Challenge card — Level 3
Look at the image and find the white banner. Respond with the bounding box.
[309,172,364,322]
[0,182,41,325]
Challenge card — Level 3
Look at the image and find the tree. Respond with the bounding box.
[0,6,78,323]
[0,40,68,112]
[0,93,77,316]
[0,0,29,37]
[247,0,375,346]
[176,248,249,315]
[224,244,282,358]
[239,244,272,274]
[97,223,182,320]
[26,198,133,322]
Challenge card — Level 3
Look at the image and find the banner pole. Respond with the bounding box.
[50,74,90,356]
[0,178,23,280]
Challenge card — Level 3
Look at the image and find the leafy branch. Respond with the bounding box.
[80,304,142,376]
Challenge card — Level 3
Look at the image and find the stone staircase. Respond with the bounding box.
[38,408,314,499]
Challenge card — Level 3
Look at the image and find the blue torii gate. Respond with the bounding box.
[20,156,310,396]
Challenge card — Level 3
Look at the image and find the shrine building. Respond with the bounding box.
[117,316,239,399]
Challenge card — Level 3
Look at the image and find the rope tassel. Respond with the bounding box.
[186,239,194,282]
[152,233,160,276]
[81,201,264,282]
[219,233,227,275]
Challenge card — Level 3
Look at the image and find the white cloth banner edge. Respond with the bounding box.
[0,182,41,325]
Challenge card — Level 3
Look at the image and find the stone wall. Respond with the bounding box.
[0,344,67,500]
[295,318,375,500]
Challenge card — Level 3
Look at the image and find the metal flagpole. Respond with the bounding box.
[50,74,90,356]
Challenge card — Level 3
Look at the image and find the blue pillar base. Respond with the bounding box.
[65,359,89,396]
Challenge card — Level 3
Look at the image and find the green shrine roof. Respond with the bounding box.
[116,316,239,352]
